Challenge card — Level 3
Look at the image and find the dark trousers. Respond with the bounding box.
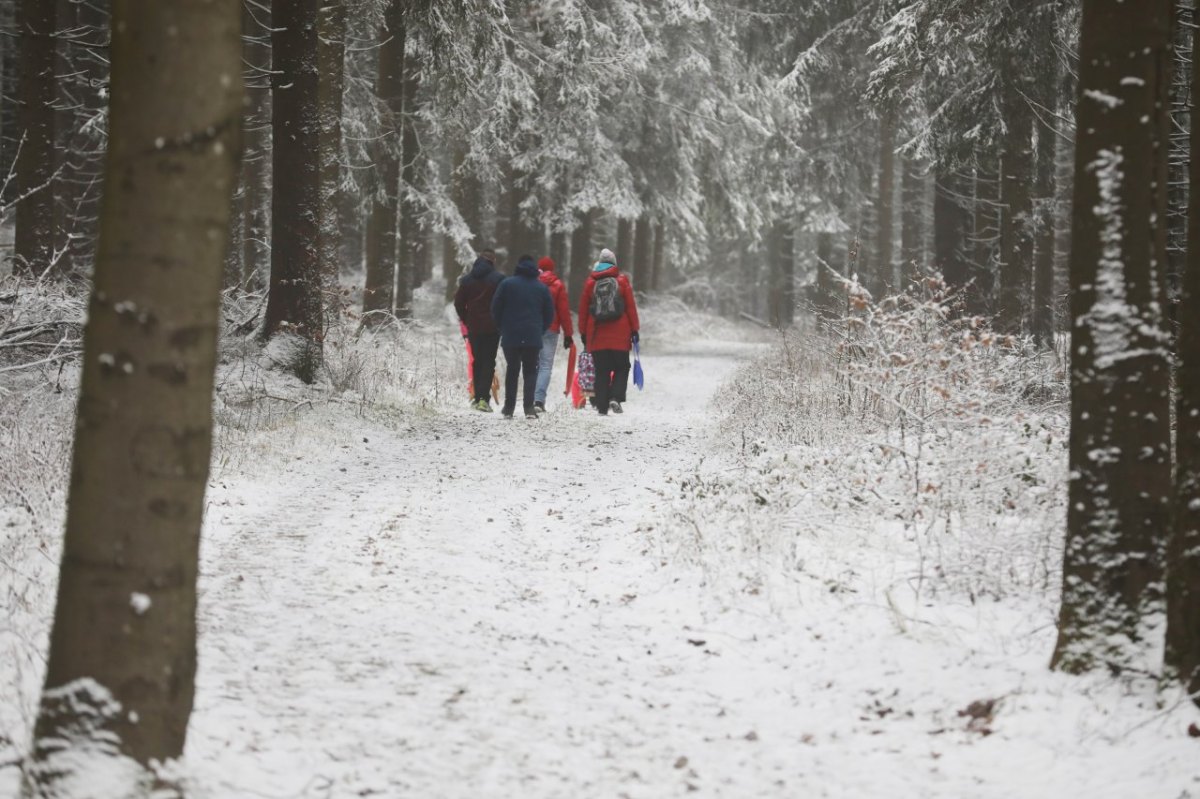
[502,344,541,413]
[469,332,500,402]
[591,349,630,412]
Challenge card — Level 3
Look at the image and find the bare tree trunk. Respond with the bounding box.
[318,0,346,312]
[768,221,795,327]
[1166,3,1200,704]
[934,167,971,299]
[1032,124,1058,347]
[264,0,323,380]
[998,51,1036,334]
[971,158,999,314]
[875,106,897,294]
[900,156,925,286]
[0,0,18,214]
[241,1,271,290]
[14,0,57,276]
[1051,0,1174,675]
[361,0,402,322]
[549,229,568,270]
[569,208,594,307]
[633,214,652,292]
[53,0,108,278]
[395,29,419,314]
[651,220,664,291]
[25,1,241,789]
[815,230,836,318]
[617,217,633,276]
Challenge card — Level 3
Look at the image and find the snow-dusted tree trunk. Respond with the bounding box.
[997,56,1035,334]
[933,168,970,295]
[24,0,241,789]
[1051,0,1174,675]
[396,30,420,314]
[634,215,653,291]
[900,156,925,285]
[241,1,272,290]
[569,208,594,306]
[363,0,402,321]
[14,0,57,276]
[318,0,346,304]
[1166,18,1200,704]
[875,106,897,294]
[264,0,324,379]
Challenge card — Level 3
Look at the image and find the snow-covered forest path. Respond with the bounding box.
[191,343,790,798]
[183,334,1198,799]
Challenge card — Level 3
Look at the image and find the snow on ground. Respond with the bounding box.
[3,290,1200,797]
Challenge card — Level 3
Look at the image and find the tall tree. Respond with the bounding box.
[362,0,403,321]
[264,0,324,380]
[396,26,421,315]
[1051,0,1175,674]
[241,1,273,290]
[24,0,241,789]
[1166,6,1200,704]
[318,0,346,307]
[14,0,57,276]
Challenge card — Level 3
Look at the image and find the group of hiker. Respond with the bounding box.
[453,247,641,419]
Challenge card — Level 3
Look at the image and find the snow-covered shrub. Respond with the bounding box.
[663,277,1069,605]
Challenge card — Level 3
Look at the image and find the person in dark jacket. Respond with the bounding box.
[578,247,640,416]
[491,255,554,419]
[533,256,575,411]
[454,249,505,411]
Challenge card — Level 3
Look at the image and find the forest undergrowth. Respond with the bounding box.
[656,278,1070,621]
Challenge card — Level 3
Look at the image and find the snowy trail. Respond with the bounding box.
[191,345,790,798]
[187,338,1200,799]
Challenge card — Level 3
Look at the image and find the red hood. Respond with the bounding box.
[538,270,560,287]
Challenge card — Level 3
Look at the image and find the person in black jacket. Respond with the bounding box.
[490,255,554,419]
[454,249,504,411]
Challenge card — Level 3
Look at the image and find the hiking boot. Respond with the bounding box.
[501,408,514,419]
[525,409,538,420]
[609,401,623,414]
[473,398,492,412]
[533,401,546,413]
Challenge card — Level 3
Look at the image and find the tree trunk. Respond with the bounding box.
[395,30,420,314]
[241,0,271,290]
[264,0,323,380]
[549,230,568,271]
[876,106,897,294]
[25,1,241,788]
[617,217,633,277]
[651,221,664,291]
[971,159,999,314]
[569,209,594,307]
[0,0,18,212]
[14,0,57,276]
[53,0,108,278]
[318,1,346,310]
[633,214,652,292]
[1051,0,1174,675]
[900,156,925,287]
[998,60,1036,334]
[768,221,795,328]
[1032,124,1057,347]
[361,0,403,322]
[1166,2,1200,704]
[815,230,836,318]
[934,167,971,300]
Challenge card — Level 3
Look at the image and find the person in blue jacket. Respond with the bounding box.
[490,255,555,419]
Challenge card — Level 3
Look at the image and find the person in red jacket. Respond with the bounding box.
[578,247,640,415]
[534,256,575,412]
